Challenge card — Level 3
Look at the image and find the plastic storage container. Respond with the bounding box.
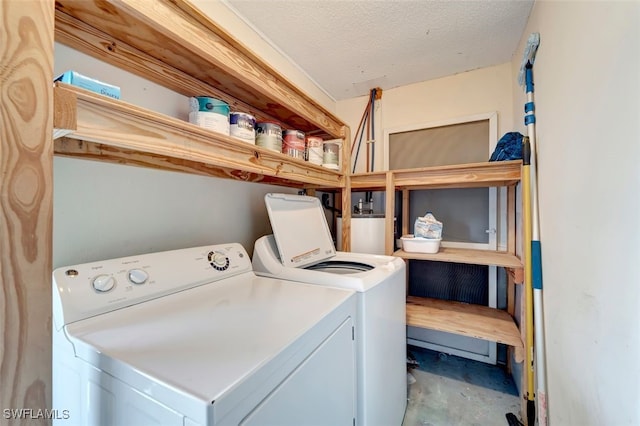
[400,235,441,254]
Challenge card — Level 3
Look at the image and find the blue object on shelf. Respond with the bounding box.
[489,132,523,162]
[55,70,121,100]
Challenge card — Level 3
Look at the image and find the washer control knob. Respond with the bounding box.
[208,251,230,271]
[92,274,116,292]
[128,269,149,285]
[212,253,227,267]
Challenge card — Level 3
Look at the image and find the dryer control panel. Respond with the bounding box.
[53,243,252,330]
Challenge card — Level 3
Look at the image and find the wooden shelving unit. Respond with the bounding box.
[348,160,525,361]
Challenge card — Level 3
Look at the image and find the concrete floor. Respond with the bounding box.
[403,345,521,426]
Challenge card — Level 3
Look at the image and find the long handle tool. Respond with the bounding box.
[522,136,535,426]
[525,58,548,426]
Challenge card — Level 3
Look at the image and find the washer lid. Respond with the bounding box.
[265,193,336,268]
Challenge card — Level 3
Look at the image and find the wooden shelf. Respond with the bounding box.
[406,296,524,362]
[350,160,522,191]
[394,247,523,269]
[54,0,344,139]
[53,84,343,188]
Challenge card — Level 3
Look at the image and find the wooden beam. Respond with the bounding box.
[53,80,76,138]
[341,174,352,252]
[54,138,310,188]
[507,184,516,254]
[402,189,410,236]
[350,161,522,191]
[1,0,54,418]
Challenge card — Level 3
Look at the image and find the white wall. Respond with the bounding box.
[337,62,514,173]
[511,1,640,424]
[53,23,314,266]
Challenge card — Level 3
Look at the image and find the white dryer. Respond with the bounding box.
[252,193,407,426]
[53,243,357,426]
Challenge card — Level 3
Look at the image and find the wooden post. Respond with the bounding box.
[341,125,351,251]
[401,189,409,236]
[341,174,352,252]
[0,0,54,421]
[507,185,516,255]
[384,172,395,255]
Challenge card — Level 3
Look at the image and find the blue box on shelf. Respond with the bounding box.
[55,70,121,100]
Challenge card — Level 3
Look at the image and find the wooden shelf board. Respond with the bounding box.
[349,171,388,190]
[350,161,521,191]
[394,247,523,269]
[406,296,524,362]
[53,84,343,188]
[54,0,345,139]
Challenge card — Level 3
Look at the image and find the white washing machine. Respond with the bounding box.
[53,243,357,426]
[252,193,407,426]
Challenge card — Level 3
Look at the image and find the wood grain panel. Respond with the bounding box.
[54,138,310,188]
[1,0,54,420]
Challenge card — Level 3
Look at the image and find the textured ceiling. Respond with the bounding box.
[225,0,534,101]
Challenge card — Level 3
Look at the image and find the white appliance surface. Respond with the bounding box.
[336,216,387,255]
[252,232,401,291]
[53,243,357,426]
[254,193,407,426]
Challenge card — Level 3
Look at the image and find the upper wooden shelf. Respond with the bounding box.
[350,161,522,191]
[53,84,343,188]
[394,247,523,269]
[54,0,345,140]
